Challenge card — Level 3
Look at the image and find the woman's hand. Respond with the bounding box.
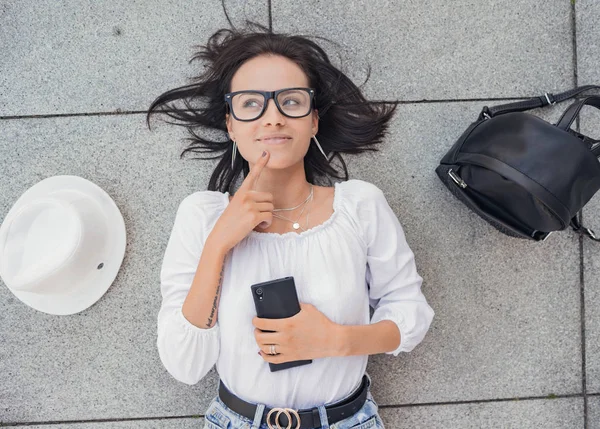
[209,150,274,252]
[253,303,343,363]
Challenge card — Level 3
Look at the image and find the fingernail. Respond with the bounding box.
[262,151,267,157]
[257,351,261,355]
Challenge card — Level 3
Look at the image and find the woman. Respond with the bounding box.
[148,23,434,429]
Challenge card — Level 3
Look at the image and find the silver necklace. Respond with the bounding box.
[271,185,314,231]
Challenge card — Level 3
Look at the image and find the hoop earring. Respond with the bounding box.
[312,135,329,161]
[231,140,237,169]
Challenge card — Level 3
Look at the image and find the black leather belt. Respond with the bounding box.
[218,374,369,429]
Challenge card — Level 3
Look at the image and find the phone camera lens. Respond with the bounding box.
[256,288,263,295]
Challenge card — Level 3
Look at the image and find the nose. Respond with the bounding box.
[261,98,286,126]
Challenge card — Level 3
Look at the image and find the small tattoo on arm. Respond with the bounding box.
[206,262,226,328]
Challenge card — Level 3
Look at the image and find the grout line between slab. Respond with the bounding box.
[267,0,272,31]
[0,96,575,121]
[571,1,588,428]
[0,394,588,426]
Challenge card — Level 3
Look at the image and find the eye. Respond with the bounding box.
[282,98,301,106]
[242,99,261,108]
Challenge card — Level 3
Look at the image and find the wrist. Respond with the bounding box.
[333,323,351,357]
[205,234,231,257]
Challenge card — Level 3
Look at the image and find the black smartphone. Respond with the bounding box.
[251,276,313,372]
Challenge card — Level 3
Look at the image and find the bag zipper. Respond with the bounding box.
[448,169,467,188]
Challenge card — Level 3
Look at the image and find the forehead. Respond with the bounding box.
[230,54,309,92]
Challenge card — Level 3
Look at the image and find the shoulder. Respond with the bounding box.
[338,179,401,246]
[176,190,227,223]
[338,179,386,207]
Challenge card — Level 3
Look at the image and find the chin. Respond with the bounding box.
[263,155,303,170]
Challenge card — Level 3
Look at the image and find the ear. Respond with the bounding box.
[225,113,234,140]
[312,109,319,136]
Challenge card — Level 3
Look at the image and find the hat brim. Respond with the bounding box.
[1,175,126,315]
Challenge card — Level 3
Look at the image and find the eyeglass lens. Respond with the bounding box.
[231,89,311,120]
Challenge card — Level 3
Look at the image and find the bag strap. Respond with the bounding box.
[570,216,600,242]
[480,85,600,119]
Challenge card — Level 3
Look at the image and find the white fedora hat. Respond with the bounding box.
[0,175,126,315]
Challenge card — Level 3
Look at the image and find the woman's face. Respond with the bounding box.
[225,54,319,169]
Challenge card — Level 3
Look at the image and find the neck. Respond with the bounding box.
[247,161,311,210]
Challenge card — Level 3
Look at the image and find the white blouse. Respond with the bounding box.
[157,179,434,410]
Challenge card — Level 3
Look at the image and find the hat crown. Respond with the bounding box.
[0,191,109,294]
[0,175,126,315]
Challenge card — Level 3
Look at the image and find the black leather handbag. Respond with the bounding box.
[436,85,600,242]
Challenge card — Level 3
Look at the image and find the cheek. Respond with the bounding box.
[233,123,258,144]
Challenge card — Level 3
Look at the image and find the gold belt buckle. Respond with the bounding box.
[266,407,301,429]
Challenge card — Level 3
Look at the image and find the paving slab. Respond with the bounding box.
[378,398,583,429]
[0,102,584,423]
[6,399,587,429]
[577,0,600,396]
[272,0,574,101]
[15,418,202,428]
[0,0,268,117]
[357,101,583,404]
[580,107,600,395]
[590,396,600,429]
[0,115,223,422]
[576,0,600,87]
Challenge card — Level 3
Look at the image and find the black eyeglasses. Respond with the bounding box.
[224,87,315,122]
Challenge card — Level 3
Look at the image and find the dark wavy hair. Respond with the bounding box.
[146,21,398,193]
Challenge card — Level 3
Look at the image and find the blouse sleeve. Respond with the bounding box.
[360,184,435,356]
[156,193,221,385]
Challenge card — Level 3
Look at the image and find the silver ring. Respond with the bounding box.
[270,344,277,355]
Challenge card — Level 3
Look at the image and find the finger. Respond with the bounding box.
[254,327,281,345]
[258,345,284,357]
[240,150,270,191]
[253,316,279,332]
[247,190,274,203]
[258,349,285,363]
[254,201,274,212]
[258,345,276,356]
[257,212,273,229]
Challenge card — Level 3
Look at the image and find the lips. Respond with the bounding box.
[259,136,292,145]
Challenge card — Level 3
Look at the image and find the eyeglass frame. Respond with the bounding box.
[224,87,316,122]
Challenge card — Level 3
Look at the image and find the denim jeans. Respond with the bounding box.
[203,373,385,429]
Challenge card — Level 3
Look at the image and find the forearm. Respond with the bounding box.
[335,320,401,357]
[181,236,229,329]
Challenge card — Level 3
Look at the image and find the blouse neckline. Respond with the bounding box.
[221,181,342,240]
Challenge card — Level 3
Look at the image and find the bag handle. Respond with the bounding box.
[556,95,600,130]
[480,85,600,119]
[555,96,600,155]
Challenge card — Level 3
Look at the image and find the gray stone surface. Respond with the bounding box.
[590,397,600,429]
[358,102,583,404]
[577,0,600,397]
[0,102,585,425]
[0,0,269,117]
[580,108,600,395]
[2,0,593,426]
[272,0,574,101]
[576,0,600,86]
[378,398,583,429]
[22,418,203,428]
[0,115,222,422]
[8,399,588,429]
